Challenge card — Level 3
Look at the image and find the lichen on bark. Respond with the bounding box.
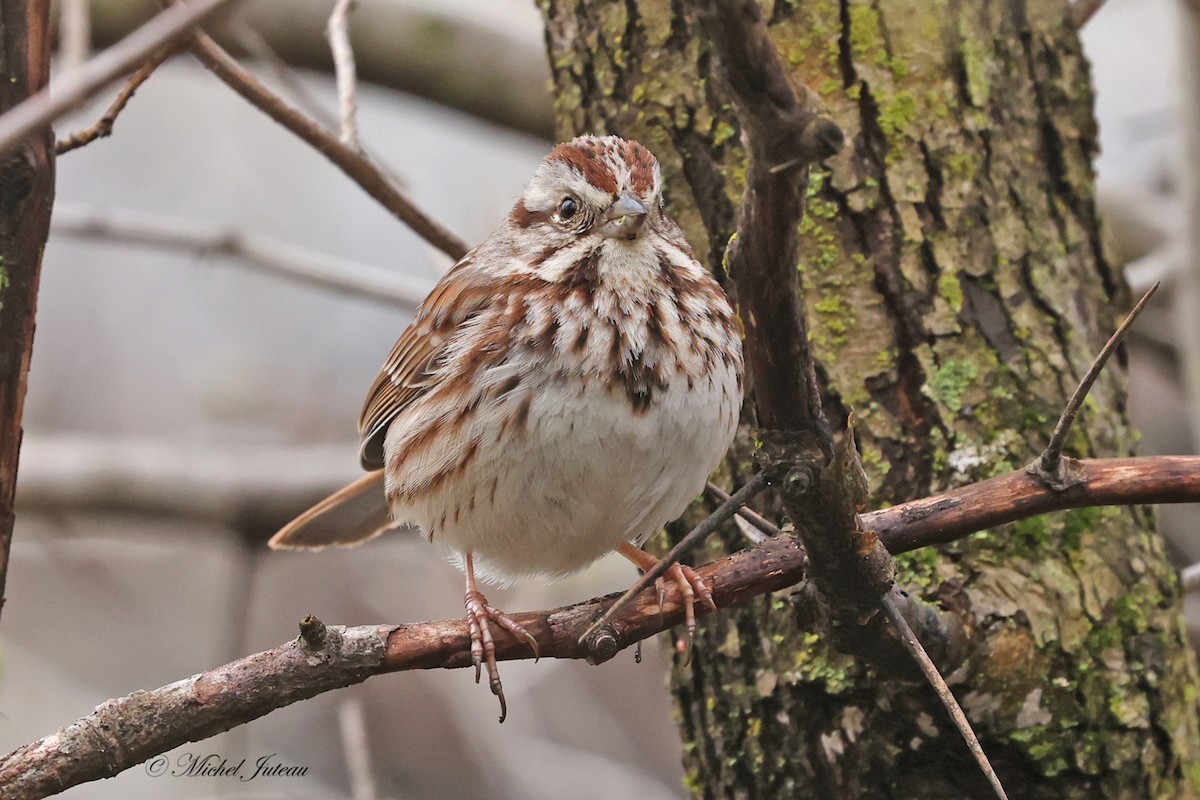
[538,0,1200,796]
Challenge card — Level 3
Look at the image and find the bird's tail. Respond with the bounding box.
[268,469,395,549]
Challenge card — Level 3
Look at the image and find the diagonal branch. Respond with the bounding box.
[55,47,174,155]
[5,454,1200,798]
[881,591,1009,800]
[0,0,241,160]
[164,0,469,261]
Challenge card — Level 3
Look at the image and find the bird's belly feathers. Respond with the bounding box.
[385,363,741,584]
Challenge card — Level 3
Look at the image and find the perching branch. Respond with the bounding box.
[55,47,173,155]
[6,454,1200,798]
[164,0,469,261]
[579,472,768,645]
[50,204,428,308]
[0,0,240,160]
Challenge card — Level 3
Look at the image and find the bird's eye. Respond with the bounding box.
[558,197,578,220]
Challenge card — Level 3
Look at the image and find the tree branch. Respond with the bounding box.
[0,0,240,160]
[165,0,469,261]
[865,456,1200,552]
[881,591,1008,800]
[5,454,1200,798]
[683,0,842,437]
[0,0,55,627]
[50,203,428,308]
[54,46,172,155]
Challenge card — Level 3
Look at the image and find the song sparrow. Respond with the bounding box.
[270,135,744,720]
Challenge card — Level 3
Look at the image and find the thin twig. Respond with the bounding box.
[55,48,174,155]
[326,0,359,149]
[579,472,768,645]
[705,480,782,538]
[164,0,469,261]
[50,204,429,308]
[59,0,92,72]
[0,0,240,160]
[1071,0,1106,28]
[881,592,1009,799]
[6,454,1200,797]
[1039,283,1159,475]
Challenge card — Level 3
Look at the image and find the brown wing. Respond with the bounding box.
[357,252,496,469]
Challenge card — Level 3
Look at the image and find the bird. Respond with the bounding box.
[270,134,744,721]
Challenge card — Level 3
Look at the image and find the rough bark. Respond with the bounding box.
[538,0,1200,797]
[0,0,54,619]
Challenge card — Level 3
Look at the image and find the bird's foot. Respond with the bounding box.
[661,562,718,665]
[463,588,539,723]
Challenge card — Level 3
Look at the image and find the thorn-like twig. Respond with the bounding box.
[55,47,174,155]
[705,480,782,538]
[880,591,1009,800]
[1038,282,1159,476]
[580,472,768,645]
[326,0,360,149]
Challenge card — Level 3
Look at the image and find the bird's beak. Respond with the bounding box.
[599,193,647,239]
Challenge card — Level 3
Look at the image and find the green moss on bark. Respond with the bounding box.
[539,0,1200,796]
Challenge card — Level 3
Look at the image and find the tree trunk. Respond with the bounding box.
[537,0,1200,796]
[0,0,54,620]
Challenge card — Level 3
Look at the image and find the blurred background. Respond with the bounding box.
[0,0,1194,797]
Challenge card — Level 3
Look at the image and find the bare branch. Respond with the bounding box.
[0,0,240,160]
[4,454,1200,797]
[55,47,173,155]
[881,591,1009,800]
[1071,0,1106,28]
[683,0,842,438]
[0,535,807,800]
[50,204,429,308]
[1038,283,1159,476]
[326,0,359,149]
[866,456,1200,552]
[165,1,470,261]
[59,0,92,71]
